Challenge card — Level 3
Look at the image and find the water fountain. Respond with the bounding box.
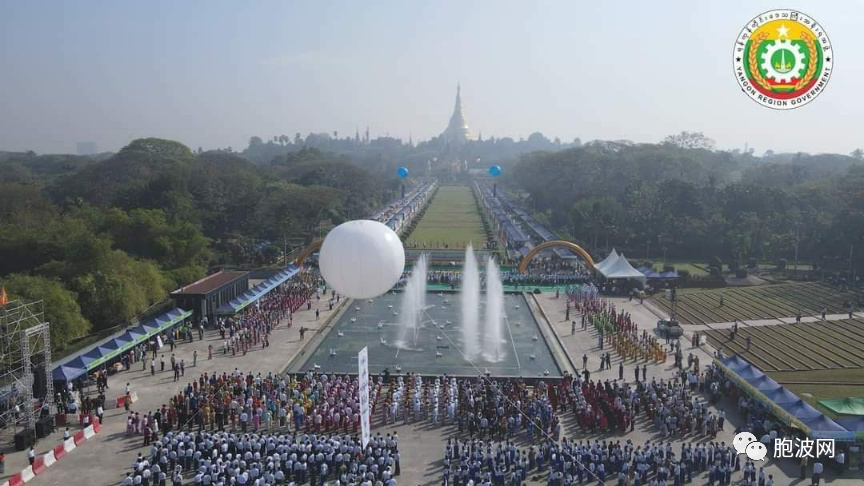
[297,244,562,377]
[461,244,481,359]
[483,256,505,362]
[398,254,428,347]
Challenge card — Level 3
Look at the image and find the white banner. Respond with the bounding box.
[358,346,371,448]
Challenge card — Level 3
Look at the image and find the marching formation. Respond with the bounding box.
[128,430,400,486]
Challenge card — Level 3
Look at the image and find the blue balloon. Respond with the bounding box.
[489,165,502,177]
[397,167,409,179]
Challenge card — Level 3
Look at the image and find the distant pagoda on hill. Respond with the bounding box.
[440,84,475,145]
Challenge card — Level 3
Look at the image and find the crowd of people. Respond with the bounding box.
[210,272,323,358]
[399,267,591,290]
[120,369,398,485]
[128,430,400,486]
[123,369,386,443]
[68,257,850,486]
[568,291,667,365]
[378,374,563,444]
[443,434,772,486]
[441,363,763,486]
[501,269,591,287]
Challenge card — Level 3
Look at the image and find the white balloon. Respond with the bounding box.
[319,220,405,299]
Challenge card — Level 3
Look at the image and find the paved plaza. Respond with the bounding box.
[4,290,862,485]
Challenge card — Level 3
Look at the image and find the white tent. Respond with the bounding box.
[593,249,620,274]
[598,253,646,282]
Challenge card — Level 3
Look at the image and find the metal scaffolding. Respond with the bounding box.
[0,299,53,435]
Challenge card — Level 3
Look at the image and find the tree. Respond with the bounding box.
[851,149,863,160]
[95,208,211,273]
[662,131,716,150]
[120,138,195,160]
[249,136,263,146]
[254,182,342,241]
[2,274,90,349]
[66,251,166,332]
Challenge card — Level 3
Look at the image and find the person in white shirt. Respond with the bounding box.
[812,461,823,485]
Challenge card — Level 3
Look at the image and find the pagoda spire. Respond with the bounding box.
[441,83,473,144]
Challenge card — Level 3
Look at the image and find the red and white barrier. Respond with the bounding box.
[19,466,34,483]
[3,417,101,483]
[115,391,139,409]
[52,443,66,460]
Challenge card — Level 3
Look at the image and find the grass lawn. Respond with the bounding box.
[407,186,487,248]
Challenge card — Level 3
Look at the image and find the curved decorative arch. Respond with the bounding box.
[517,240,595,273]
[294,239,323,266]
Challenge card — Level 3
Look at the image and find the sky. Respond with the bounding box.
[0,0,861,155]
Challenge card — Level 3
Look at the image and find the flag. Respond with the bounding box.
[0,286,7,307]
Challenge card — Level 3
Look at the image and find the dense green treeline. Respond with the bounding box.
[0,139,396,348]
[510,138,864,272]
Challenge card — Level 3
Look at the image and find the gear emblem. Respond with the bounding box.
[733,9,833,109]
[759,39,806,83]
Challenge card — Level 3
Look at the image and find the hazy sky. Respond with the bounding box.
[1,1,861,155]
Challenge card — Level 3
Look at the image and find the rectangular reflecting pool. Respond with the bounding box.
[298,291,562,377]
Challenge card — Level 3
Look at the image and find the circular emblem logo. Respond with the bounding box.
[733,9,833,109]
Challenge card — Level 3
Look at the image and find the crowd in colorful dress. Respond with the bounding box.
[567,290,667,364]
[208,270,324,357]
[441,364,764,486]
[126,370,386,441]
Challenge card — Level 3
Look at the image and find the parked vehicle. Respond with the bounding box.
[657,319,683,338]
